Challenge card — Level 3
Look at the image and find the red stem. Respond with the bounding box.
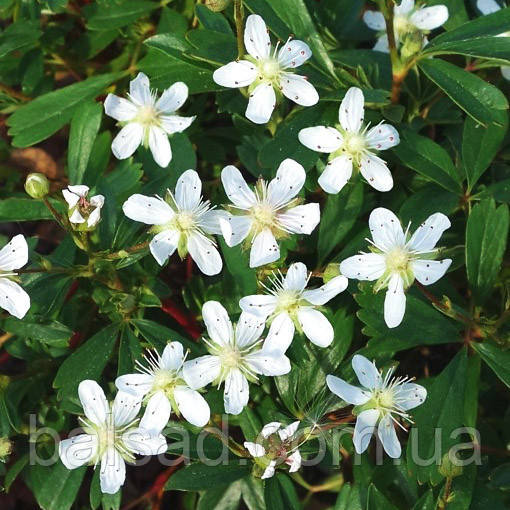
[161,299,201,340]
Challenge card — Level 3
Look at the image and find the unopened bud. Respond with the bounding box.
[25,173,50,199]
[324,263,341,283]
[0,437,12,461]
[438,452,463,479]
[205,0,232,11]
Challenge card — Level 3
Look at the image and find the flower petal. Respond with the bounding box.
[0,279,30,319]
[353,409,380,454]
[213,60,258,87]
[183,355,222,390]
[318,155,353,194]
[174,385,211,427]
[149,126,172,168]
[100,447,126,495]
[352,354,382,390]
[377,413,401,458]
[155,81,188,112]
[67,184,89,197]
[410,6,449,30]
[278,203,320,235]
[373,35,390,53]
[62,189,80,208]
[298,126,343,153]
[244,14,271,60]
[279,421,300,441]
[280,73,319,107]
[263,312,295,353]
[359,153,393,192]
[366,124,400,151]
[368,207,405,252]
[235,312,265,349]
[59,434,98,470]
[122,428,167,456]
[202,301,233,346]
[104,94,138,122]
[78,380,108,427]
[199,210,229,236]
[245,348,291,376]
[115,373,154,398]
[160,115,195,135]
[175,169,202,211]
[0,235,28,271]
[284,262,308,291]
[297,308,334,347]
[286,450,302,472]
[221,165,257,209]
[339,253,386,281]
[261,422,281,438]
[112,391,142,427]
[412,259,451,286]
[220,214,253,246]
[384,274,406,329]
[160,342,184,371]
[149,229,180,266]
[363,10,386,30]
[244,441,266,457]
[302,275,348,306]
[123,194,174,225]
[477,0,502,14]
[407,212,451,252]
[501,66,510,80]
[250,229,280,268]
[246,83,276,124]
[239,294,278,318]
[326,374,371,405]
[278,40,312,68]
[395,382,427,410]
[223,369,249,415]
[261,460,276,479]
[139,391,171,433]
[339,87,364,134]
[111,122,144,160]
[129,72,151,106]
[398,0,415,15]
[268,158,306,206]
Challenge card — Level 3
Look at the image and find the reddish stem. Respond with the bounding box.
[64,280,79,302]
[161,299,201,340]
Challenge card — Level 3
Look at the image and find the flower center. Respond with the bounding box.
[394,14,413,36]
[175,212,196,232]
[219,346,242,369]
[251,203,276,230]
[385,247,410,273]
[136,105,159,126]
[374,388,395,410]
[343,132,366,157]
[152,369,178,398]
[275,290,300,315]
[259,58,281,81]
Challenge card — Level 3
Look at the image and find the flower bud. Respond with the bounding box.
[205,0,232,11]
[25,173,50,199]
[324,263,341,283]
[438,452,463,479]
[0,437,12,461]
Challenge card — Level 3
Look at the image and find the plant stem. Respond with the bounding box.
[0,83,30,102]
[234,0,245,59]
[99,241,151,260]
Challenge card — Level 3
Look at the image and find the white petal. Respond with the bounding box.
[111,122,143,160]
[122,428,167,456]
[352,355,382,390]
[280,73,319,107]
[221,165,257,209]
[246,83,276,124]
[0,279,30,319]
[183,355,222,390]
[286,450,301,472]
[62,189,80,208]
[384,274,406,329]
[174,385,211,427]
[366,124,400,151]
[373,35,390,53]
[411,6,449,30]
[59,434,98,470]
[104,94,137,122]
[340,253,386,281]
[213,60,258,88]
[412,258,451,285]
[223,369,249,415]
[261,422,281,438]
[69,209,85,224]
[149,229,180,266]
[160,342,184,371]
[368,207,405,252]
[156,81,188,112]
[129,72,151,106]
[268,158,306,206]
[239,294,278,318]
[188,234,222,276]
[261,460,276,479]
[407,212,451,252]
[353,409,380,454]
[202,300,233,346]
[139,391,171,433]
[279,421,300,441]
[149,126,171,168]
[302,275,348,306]
[363,10,386,30]
[67,184,90,197]
[100,447,125,495]
[339,87,364,134]
[398,0,415,15]
[250,229,280,268]
[477,0,502,15]
[501,66,510,80]
[115,373,154,398]
[284,262,308,291]
[278,40,312,68]
[112,391,142,427]
[297,308,334,347]
[318,155,353,194]
[377,414,401,458]
[244,14,271,60]
[245,348,291,376]
[0,235,28,271]
[78,380,108,427]
[199,209,228,236]
[160,115,195,135]
[263,312,295,353]
[87,209,102,228]
[278,203,320,235]
[298,126,343,153]
[235,312,265,348]
[395,382,427,410]
[244,441,266,457]
[326,374,371,405]
[359,153,393,192]
[122,194,174,225]
[220,214,253,247]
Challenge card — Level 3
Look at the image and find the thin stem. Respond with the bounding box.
[99,241,150,260]
[42,198,67,229]
[17,267,71,275]
[0,83,30,102]
[437,477,453,510]
[234,0,245,59]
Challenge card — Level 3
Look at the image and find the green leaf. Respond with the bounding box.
[84,0,155,30]
[67,101,103,184]
[196,3,233,34]
[392,129,462,193]
[0,317,72,347]
[462,113,508,191]
[7,73,121,147]
[0,21,41,58]
[466,199,509,303]
[472,341,510,389]
[240,477,266,510]
[197,481,242,510]
[424,37,510,63]
[53,323,121,399]
[418,59,508,126]
[0,198,64,222]
[366,484,394,510]
[411,490,435,510]
[264,474,301,510]
[335,483,362,510]
[445,464,477,510]
[165,462,251,491]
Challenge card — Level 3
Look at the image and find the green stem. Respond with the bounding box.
[234,0,245,59]
[98,241,151,261]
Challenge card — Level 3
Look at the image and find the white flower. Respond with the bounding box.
[122,170,224,276]
[298,87,399,194]
[363,0,448,53]
[327,354,427,458]
[62,185,104,229]
[477,0,510,80]
[115,342,210,428]
[213,14,319,124]
[219,159,320,268]
[244,421,302,479]
[239,262,348,348]
[104,72,195,167]
[0,235,30,319]
[340,207,452,328]
[59,380,167,494]
[182,301,292,415]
